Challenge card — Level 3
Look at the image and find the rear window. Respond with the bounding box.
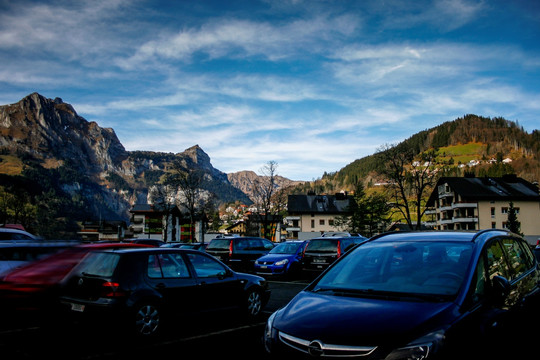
[305,239,338,252]
[207,239,231,250]
[77,252,120,277]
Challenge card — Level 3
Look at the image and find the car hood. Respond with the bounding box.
[273,290,457,346]
[257,253,295,262]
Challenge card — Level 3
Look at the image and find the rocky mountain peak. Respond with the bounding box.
[0,92,127,177]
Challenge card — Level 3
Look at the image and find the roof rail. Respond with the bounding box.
[321,232,351,237]
[471,228,511,242]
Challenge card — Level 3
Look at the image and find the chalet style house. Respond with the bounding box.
[286,193,354,240]
[426,175,540,244]
[129,204,207,243]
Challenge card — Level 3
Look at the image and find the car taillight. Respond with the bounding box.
[101,281,125,298]
[337,240,342,258]
[229,240,233,257]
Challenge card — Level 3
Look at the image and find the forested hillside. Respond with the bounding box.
[294,115,539,194]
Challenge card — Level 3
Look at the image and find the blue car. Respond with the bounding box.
[265,230,540,359]
[254,241,307,278]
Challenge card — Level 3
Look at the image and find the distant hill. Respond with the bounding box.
[296,115,540,194]
[0,93,251,236]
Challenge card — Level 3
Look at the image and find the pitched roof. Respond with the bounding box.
[428,175,540,205]
[288,194,354,214]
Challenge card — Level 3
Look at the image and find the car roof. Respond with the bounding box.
[368,229,516,244]
[0,228,39,237]
[95,247,201,255]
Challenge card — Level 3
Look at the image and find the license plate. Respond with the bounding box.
[313,258,326,263]
[70,303,85,312]
[260,265,267,269]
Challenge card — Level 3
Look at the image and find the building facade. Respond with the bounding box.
[426,175,540,245]
[129,204,207,243]
[286,193,354,240]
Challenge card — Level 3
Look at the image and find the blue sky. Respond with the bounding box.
[1,0,539,181]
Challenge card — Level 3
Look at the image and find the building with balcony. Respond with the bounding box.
[426,175,540,244]
[286,193,354,240]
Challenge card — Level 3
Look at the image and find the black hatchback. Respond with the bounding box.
[60,248,270,336]
[206,236,275,272]
[301,233,368,274]
[265,230,540,359]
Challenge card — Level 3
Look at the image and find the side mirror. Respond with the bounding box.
[491,275,511,301]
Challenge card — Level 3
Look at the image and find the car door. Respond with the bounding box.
[185,252,244,311]
[144,252,198,312]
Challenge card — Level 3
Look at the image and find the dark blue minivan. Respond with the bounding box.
[265,230,539,359]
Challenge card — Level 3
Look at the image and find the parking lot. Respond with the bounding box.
[0,280,307,359]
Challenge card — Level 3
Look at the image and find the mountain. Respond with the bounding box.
[0,93,251,236]
[227,170,304,202]
[297,114,540,194]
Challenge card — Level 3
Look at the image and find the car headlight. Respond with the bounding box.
[264,310,278,353]
[275,259,289,266]
[385,330,445,360]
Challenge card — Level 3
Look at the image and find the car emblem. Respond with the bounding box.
[307,340,324,357]
[78,278,84,286]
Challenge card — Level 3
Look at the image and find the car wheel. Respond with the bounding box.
[134,302,161,336]
[246,289,263,317]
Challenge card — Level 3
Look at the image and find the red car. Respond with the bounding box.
[0,242,151,321]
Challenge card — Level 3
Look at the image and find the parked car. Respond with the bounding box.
[60,248,270,336]
[161,242,207,251]
[0,242,151,319]
[0,227,41,241]
[255,241,308,278]
[206,236,275,271]
[0,240,79,276]
[301,233,368,274]
[265,229,540,359]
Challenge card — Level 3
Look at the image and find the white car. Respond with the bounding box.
[0,227,40,241]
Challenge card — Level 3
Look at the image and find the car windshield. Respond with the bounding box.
[270,242,302,254]
[312,241,473,299]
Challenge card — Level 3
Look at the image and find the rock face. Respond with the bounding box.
[0,93,252,221]
[0,92,127,177]
[227,170,304,202]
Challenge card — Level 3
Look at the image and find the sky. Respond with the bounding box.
[0,0,539,181]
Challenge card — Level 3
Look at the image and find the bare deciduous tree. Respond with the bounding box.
[378,144,439,229]
[252,161,279,240]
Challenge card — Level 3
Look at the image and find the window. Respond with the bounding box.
[471,256,487,304]
[490,207,495,218]
[319,219,325,226]
[147,253,189,279]
[501,238,533,280]
[485,241,510,281]
[187,253,228,278]
[329,219,334,226]
[311,220,315,228]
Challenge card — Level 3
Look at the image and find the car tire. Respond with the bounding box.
[245,289,263,318]
[133,302,161,337]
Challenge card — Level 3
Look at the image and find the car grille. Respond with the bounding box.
[279,331,377,357]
